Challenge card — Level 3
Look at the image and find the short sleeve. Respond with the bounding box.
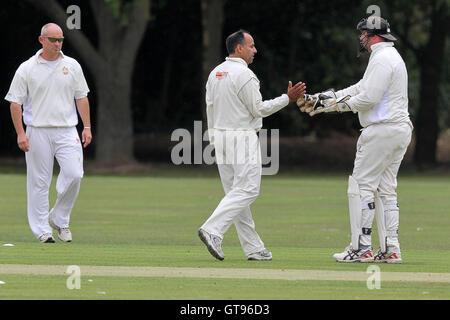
[4,64,28,105]
[74,63,90,99]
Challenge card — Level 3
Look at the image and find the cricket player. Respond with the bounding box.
[198,29,306,261]
[5,23,92,243]
[299,17,412,263]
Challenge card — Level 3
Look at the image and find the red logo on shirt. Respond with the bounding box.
[216,72,228,79]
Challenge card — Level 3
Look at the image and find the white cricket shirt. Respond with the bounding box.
[335,42,411,128]
[206,57,289,136]
[5,49,89,127]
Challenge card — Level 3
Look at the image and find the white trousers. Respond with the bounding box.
[201,130,265,256]
[25,126,84,239]
[352,122,412,250]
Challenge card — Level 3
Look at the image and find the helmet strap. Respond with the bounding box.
[357,32,375,57]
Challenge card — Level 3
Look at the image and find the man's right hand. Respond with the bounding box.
[287,81,306,103]
[17,133,30,152]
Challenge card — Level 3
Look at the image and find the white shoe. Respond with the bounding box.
[248,249,272,261]
[39,233,55,243]
[57,228,72,242]
[333,245,374,263]
[198,228,224,261]
[49,212,72,242]
[374,248,402,264]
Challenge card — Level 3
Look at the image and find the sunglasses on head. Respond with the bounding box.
[43,36,64,43]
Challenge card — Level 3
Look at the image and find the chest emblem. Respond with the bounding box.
[216,72,228,79]
[62,67,69,75]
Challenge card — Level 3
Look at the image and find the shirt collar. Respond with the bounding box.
[226,57,248,67]
[35,49,65,63]
[370,41,394,54]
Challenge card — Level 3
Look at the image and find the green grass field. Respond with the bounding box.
[0,169,449,300]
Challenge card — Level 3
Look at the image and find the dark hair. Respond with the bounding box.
[226,29,250,55]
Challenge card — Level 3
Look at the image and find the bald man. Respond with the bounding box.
[5,23,92,243]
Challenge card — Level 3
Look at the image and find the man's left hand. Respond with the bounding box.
[82,128,92,148]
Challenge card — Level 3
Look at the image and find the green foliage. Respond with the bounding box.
[0,0,448,157]
[382,0,449,132]
[104,0,142,26]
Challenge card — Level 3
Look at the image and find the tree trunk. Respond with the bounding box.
[201,0,224,123]
[89,0,150,165]
[414,0,448,167]
[95,72,134,164]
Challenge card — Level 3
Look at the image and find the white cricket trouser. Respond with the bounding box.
[352,122,412,250]
[25,126,84,239]
[201,130,266,256]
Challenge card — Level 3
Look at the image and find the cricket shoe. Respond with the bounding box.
[374,248,402,264]
[39,233,55,243]
[198,228,224,261]
[49,211,72,242]
[247,249,272,261]
[333,245,374,263]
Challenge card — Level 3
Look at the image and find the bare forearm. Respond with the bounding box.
[10,103,25,135]
[10,102,29,152]
[75,97,91,127]
[75,97,93,148]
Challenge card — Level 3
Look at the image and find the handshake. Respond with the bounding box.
[296,90,352,116]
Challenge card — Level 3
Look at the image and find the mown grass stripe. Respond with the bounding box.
[1,264,449,283]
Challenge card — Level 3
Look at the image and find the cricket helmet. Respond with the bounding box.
[357,16,397,41]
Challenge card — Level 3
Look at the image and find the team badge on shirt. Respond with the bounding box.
[62,67,69,75]
[216,72,228,79]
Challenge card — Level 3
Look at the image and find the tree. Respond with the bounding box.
[386,0,449,167]
[28,0,150,165]
[200,0,224,123]
[413,0,448,167]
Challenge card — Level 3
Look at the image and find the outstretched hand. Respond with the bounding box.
[287,81,306,103]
